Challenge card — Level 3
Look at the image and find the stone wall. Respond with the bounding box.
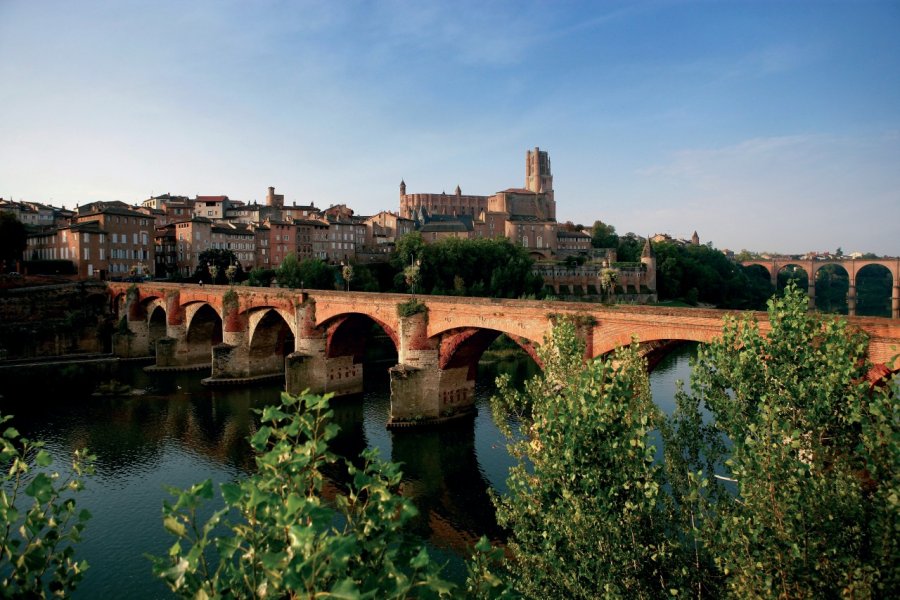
[0,281,112,359]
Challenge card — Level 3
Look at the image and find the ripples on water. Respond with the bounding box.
[1,347,695,598]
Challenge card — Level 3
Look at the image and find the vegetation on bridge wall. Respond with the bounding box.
[396,298,428,318]
[222,288,239,313]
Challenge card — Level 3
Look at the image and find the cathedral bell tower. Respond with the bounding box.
[526,147,553,195]
[525,147,555,219]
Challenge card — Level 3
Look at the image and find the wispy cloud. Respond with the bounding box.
[628,132,900,254]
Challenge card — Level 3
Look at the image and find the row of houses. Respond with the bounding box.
[1,147,597,281]
[4,190,423,279]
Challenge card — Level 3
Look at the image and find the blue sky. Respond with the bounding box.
[1,0,898,255]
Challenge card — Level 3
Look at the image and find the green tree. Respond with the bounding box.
[276,255,337,290]
[734,249,759,261]
[392,232,426,274]
[194,249,242,284]
[598,268,618,303]
[152,392,455,598]
[590,220,618,248]
[490,320,687,598]
[392,235,543,298]
[0,213,26,272]
[665,284,899,597]
[246,267,276,288]
[652,241,773,309]
[616,232,643,263]
[0,415,95,597]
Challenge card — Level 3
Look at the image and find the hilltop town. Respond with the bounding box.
[1,148,664,298]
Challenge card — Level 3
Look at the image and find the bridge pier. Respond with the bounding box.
[205,298,254,384]
[284,298,364,397]
[113,318,151,358]
[285,351,363,397]
[113,289,151,358]
[388,311,475,428]
[148,292,211,371]
[892,284,899,319]
[847,279,857,317]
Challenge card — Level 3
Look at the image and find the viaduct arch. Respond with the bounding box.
[742,257,900,318]
[108,283,900,428]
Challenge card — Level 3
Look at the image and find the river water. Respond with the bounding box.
[1,344,695,598]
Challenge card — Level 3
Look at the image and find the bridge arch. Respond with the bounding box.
[322,312,400,363]
[146,300,168,351]
[741,260,776,285]
[743,263,772,284]
[812,263,849,314]
[776,263,810,291]
[247,308,295,375]
[184,302,223,365]
[856,263,894,317]
[635,339,699,373]
[247,306,297,347]
[111,292,127,319]
[438,328,541,380]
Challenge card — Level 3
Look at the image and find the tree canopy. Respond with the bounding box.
[194,248,244,284]
[391,234,544,298]
[590,220,618,249]
[275,255,338,290]
[654,241,774,309]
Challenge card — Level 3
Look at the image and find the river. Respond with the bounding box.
[1,344,696,598]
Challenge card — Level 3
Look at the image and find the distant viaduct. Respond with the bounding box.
[741,257,900,318]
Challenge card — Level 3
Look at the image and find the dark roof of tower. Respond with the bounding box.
[641,237,655,258]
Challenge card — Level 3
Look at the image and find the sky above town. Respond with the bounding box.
[1,1,898,255]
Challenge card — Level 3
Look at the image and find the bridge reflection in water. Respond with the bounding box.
[1,351,541,598]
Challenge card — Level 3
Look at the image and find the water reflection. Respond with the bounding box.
[0,346,695,598]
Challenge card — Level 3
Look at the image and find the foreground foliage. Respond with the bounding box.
[492,322,684,598]
[0,415,94,598]
[666,285,899,598]
[151,391,456,598]
[490,285,898,598]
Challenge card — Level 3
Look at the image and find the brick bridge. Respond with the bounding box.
[107,282,900,428]
[741,257,900,318]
